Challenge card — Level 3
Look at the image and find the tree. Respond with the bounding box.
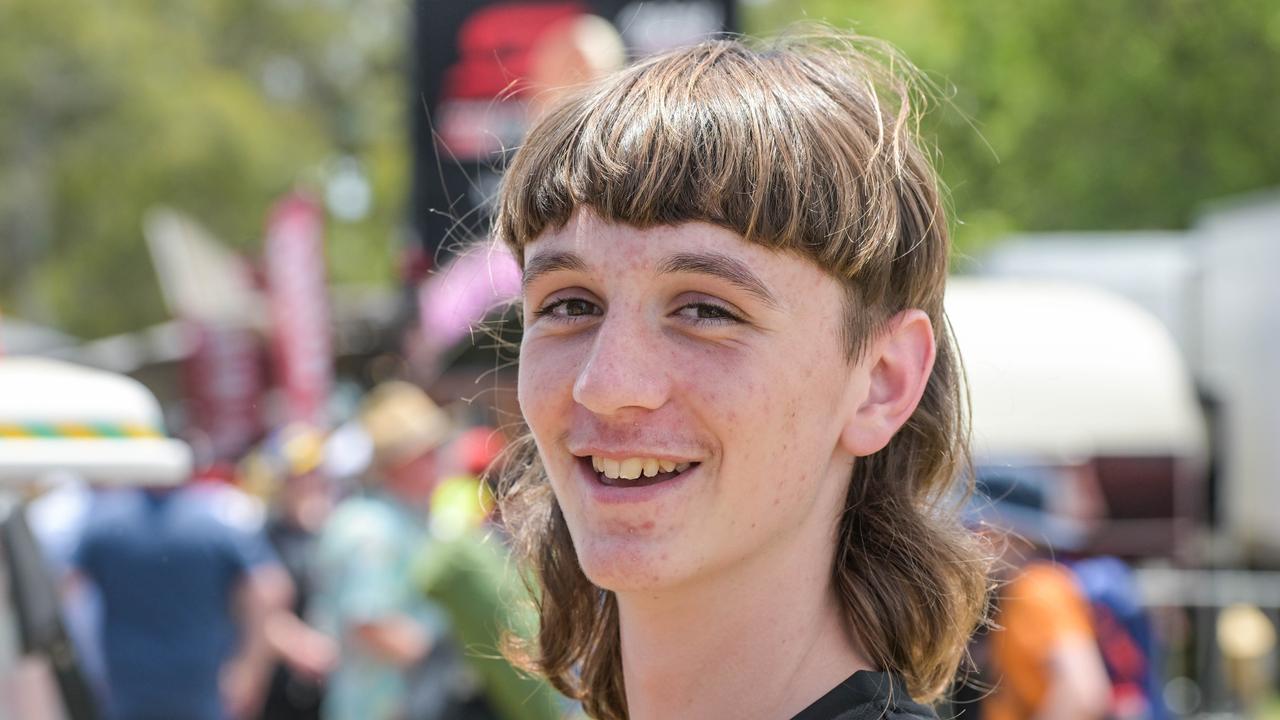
[7,1,1280,336]
[745,0,1280,251]
[0,0,406,338]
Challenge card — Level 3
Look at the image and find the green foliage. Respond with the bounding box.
[0,0,404,338]
[5,1,1280,336]
[745,0,1280,251]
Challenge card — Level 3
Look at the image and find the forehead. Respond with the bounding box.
[524,211,799,278]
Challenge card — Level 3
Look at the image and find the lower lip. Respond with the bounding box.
[575,457,698,505]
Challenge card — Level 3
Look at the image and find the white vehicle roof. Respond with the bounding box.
[946,278,1207,461]
[0,357,190,485]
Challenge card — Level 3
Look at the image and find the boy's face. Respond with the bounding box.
[518,211,873,593]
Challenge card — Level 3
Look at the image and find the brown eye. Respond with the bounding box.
[562,299,598,316]
[675,302,742,324]
[535,297,602,321]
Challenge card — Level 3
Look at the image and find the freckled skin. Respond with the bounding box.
[518,212,869,594]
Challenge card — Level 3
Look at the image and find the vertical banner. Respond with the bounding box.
[181,321,266,461]
[145,207,270,461]
[408,0,736,267]
[264,194,333,426]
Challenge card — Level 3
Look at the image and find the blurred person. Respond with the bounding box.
[70,477,292,720]
[26,474,113,711]
[1070,557,1168,720]
[967,468,1113,720]
[309,381,456,720]
[986,551,1112,720]
[494,29,991,720]
[242,425,340,720]
[413,427,563,720]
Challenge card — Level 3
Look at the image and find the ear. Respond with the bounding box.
[839,309,937,457]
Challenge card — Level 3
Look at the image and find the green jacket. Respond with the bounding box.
[415,527,563,720]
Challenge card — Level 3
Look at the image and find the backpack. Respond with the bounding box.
[1069,556,1168,720]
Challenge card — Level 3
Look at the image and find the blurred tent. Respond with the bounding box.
[960,195,1280,715]
[143,209,265,330]
[979,232,1197,355]
[0,356,192,487]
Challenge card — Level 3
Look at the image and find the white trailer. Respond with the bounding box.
[978,191,1280,562]
[945,278,1208,559]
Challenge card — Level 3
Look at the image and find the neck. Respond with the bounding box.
[617,527,872,720]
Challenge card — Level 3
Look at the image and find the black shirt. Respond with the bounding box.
[790,671,937,720]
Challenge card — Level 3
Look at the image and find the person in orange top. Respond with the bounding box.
[969,467,1112,720]
[987,561,1111,720]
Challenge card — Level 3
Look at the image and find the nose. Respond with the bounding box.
[572,311,670,416]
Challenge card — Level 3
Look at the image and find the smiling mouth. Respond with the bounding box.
[579,456,698,488]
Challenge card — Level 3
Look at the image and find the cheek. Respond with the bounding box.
[709,353,845,510]
[517,336,579,429]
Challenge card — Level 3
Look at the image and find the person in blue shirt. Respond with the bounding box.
[72,480,291,720]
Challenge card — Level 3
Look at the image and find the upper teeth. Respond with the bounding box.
[591,456,691,480]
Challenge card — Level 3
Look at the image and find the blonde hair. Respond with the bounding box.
[495,28,990,719]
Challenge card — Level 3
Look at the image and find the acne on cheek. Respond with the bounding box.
[767,468,814,515]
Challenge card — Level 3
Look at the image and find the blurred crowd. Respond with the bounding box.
[13,371,1196,720]
[26,378,563,720]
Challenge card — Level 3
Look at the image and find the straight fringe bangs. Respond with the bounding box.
[496,27,991,720]
[497,28,949,354]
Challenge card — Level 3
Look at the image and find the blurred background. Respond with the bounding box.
[2,1,1280,719]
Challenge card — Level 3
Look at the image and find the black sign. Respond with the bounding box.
[408,0,737,266]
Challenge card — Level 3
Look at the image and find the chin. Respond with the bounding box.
[568,526,694,594]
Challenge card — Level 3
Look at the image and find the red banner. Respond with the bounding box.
[181,321,265,461]
[264,194,333,426]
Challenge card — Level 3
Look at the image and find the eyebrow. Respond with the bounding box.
[657,252,779,309]
[522,251,589,292]
[521,249,779,309]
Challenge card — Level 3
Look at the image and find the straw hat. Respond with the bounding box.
[359,381,451,469]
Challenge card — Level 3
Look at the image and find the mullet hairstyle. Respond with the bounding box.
[494,28,991,720]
